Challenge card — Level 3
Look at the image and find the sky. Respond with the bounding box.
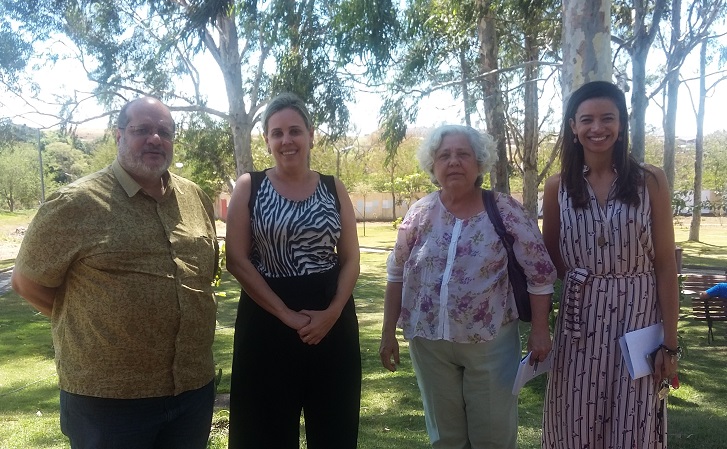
[2,38,726,140]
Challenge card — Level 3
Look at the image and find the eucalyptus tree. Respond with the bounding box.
[476,0,510,193]
[656,0,725,192]
[690,39,708,241]
[334,0,562,215]
[561,0,612,95]
[685,36,727,241]
[611,0,668,162]
[343,0,478,194]
[176,113,237,198]
[497,0,560,215]
[0,17,32,89]
[3,0,354,176]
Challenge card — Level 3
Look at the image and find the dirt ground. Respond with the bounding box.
[0,225,24,261]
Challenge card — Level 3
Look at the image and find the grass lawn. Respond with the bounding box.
[1,219,726,448]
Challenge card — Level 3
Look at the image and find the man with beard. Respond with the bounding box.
[11,97,219,449]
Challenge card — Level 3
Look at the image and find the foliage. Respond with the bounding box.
[383,172,433,207]
[672,190,690,219]
[329,0,400,79]
[268,1,354,142]
[2,0,365,176]
[0,143,48,211]
[0,18,32,85]
[177,113,237,198]
[43,140,90,185]
[86,135,118,173]
[701,130,727,191]
[708,186,727,221]
[250,134,274,172]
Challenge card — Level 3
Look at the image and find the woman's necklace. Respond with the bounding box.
[598,223,608,248]
[597,195,611,249]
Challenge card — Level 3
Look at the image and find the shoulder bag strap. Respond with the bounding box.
[483,189,518,252]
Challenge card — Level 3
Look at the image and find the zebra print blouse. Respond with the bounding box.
[250,174,341,278]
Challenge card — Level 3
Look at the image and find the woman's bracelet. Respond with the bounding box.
[660,344,682,360]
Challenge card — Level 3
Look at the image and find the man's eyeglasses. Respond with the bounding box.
[120,125,175,142]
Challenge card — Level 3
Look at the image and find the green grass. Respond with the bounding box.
[0,209,36,230]
[357,220,398,249]
[674,218,727,272]
[1,220,727,448]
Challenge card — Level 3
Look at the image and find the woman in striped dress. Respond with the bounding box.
[541,81,680,448]
[225,93,361,448]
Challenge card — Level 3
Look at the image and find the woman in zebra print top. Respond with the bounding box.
[225,93,361,449]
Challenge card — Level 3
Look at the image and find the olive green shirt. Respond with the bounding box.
[15,160,218,398]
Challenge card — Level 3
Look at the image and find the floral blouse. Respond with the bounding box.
[387,190,556,343]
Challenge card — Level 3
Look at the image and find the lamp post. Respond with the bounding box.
[37,128,45,203]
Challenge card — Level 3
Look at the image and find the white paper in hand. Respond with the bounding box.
[618,322,663,379]
[512,351,553,395]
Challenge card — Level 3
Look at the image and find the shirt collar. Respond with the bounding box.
[112,159,173,198]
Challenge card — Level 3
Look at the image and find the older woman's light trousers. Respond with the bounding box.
[408,321,520,449]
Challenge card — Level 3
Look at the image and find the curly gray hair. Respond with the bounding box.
[416,125,497,187]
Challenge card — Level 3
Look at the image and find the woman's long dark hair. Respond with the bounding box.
[560,81,645,208]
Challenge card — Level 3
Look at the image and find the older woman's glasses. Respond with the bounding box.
[120,125,175,142]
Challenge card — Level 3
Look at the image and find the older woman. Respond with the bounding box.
[379,125,556,449]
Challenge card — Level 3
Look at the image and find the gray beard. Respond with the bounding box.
[118,153,171,180]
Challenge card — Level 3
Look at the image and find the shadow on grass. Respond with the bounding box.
[6,246,727,448]
[0,380,60,414]
[669,296,727,448]
[678,241,727,271]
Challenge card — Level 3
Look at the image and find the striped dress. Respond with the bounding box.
[542,174,666,449]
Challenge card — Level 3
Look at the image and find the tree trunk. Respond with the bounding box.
[460,48,472,128]
[561,0,612,99]
[389,165,397,220]
[630,45,649,162]
[206,14,256,176]
[522,32,539,218]
[477,0,509,193]
[662,0,682,192]
[689,40,708,242]
[626,0,667,163]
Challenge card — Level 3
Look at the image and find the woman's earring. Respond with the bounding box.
[573,136,578,144]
